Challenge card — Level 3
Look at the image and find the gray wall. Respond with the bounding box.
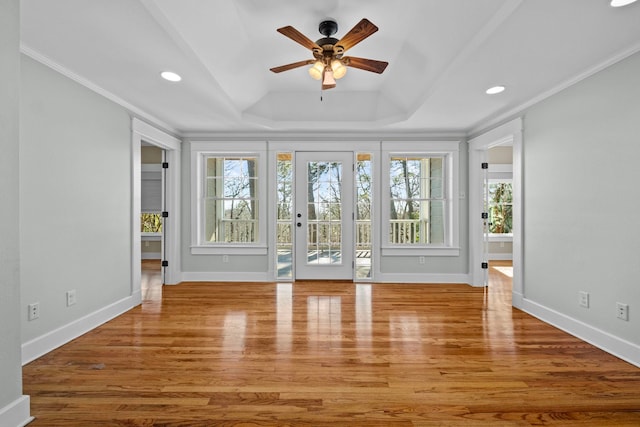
[524,51,640,345]
[0,0,24,412]
[180,140,469,279]
[20,55,132,342]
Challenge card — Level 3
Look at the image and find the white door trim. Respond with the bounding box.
[468,118,523,303]
[131,118,181,301]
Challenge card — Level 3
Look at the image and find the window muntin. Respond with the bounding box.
[388,155,446,245]
[202,156,258,244]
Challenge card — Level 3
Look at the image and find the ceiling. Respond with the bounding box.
[20,0,640,135]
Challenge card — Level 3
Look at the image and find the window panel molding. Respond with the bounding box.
[190,141,267,254]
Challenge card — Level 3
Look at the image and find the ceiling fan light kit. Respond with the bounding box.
[271,18,388,91]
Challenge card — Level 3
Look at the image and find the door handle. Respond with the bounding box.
[297,222,302,227]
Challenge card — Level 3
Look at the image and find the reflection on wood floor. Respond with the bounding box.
[141,259,162,302]
[22,260,640,426]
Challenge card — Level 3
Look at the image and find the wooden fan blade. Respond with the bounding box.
[270,59,315,73]
[343,56,388,74]
[277,26,322,52]
[335,18,378,53]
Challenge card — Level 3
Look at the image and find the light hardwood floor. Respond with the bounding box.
[22,261,640,426]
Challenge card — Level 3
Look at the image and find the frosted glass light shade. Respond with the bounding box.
[331,59,347,79]
[308,61,324,80]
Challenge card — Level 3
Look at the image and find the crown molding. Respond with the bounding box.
[469,40,640,137]
[20,44,180,138]
[182,130,467,141]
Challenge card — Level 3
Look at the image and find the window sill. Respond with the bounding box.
[381,246,460,257]
[488,233,513,242]
[191,245,268,255]
[141,232,162,241]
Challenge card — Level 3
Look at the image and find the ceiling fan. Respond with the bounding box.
[270,18,388,90]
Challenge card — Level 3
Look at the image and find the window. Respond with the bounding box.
[488,180,513,235]
[191,142,266,254]
[382,141,459,256]
[389,155,445,245]
[141,163,162,234]
[203,156,257,243]
[141,213,162,233]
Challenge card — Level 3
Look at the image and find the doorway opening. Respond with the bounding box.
[468,117,522,305]
[140,144,166,300]
[131,118,181,305]
[275,151,372,281]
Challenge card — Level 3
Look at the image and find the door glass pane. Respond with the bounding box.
[356,153,372,279]
[276,153,293,279]
[306,161,342,265]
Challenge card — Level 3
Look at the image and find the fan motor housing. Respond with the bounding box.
[316,20,340,56]
[318,20,338,37]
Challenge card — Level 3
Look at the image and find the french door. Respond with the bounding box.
[294,152,354,280]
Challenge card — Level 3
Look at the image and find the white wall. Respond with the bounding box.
[20,55,134,360]
[0,0,32,425]
[523,51,640,362]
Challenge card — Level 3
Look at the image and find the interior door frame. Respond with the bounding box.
[131,118,181,304]
[468,118,523,304]
[294,151,354,281]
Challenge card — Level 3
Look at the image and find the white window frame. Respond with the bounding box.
[381,141,460,256]
[190,141,267,255]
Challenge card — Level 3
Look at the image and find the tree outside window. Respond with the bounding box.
[488,181,512,234]
[141,213,162,233]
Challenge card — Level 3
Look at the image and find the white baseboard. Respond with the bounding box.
[488,253,513,261]
[181,271,272,282]
[512,291,524,307]
[22,295,138,365]
[182,271,471,284]
[375,272,471,284]
[517,298,640,368]
[0,395,33,427]
[141,252,161,260]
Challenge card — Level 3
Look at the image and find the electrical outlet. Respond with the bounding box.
[66,290,76,307]
[419,256,425,264]
[222,255,229,263]
[616,302,629,321]
[28,303,40,321]
[579,291,589,308]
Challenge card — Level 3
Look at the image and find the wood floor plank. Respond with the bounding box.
[22,261,640,425]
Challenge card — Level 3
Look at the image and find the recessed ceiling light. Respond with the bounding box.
[160,71,182,82]
[486,85,505,95]
[610,0,638,6]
